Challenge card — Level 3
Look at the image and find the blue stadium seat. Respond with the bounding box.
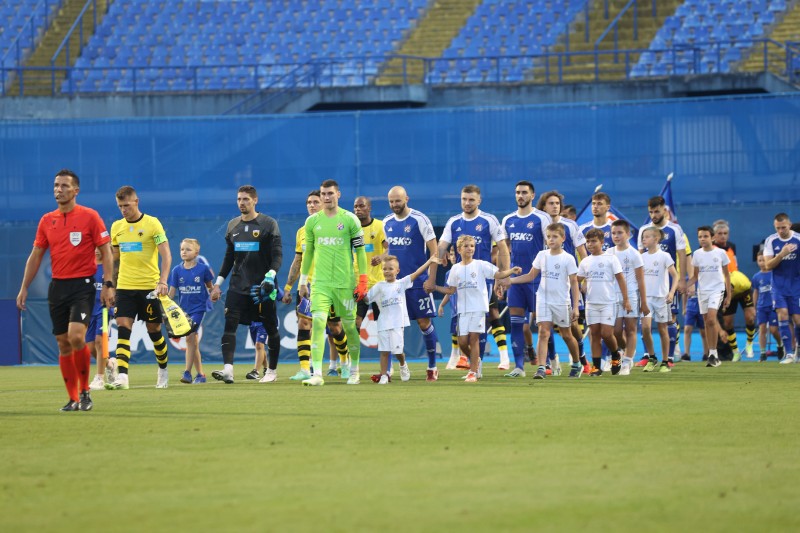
[63,0,428,93]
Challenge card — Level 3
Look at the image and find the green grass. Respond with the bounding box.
[1,362,799,532]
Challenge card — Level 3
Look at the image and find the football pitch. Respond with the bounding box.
[2,362,798,532]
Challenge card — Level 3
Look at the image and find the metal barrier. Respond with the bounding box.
[1,39,798,98]
[595,0,639,66]
[49,0,101,93]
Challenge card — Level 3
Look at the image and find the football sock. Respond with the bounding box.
[667,323,678,360]
[726,328,739,352]
[148,331,169,369]
[746,325,756,345]
[73,344,91,392]
[478,333,487,361]
[342,318,360,368]
[547,333,555,361]
[59,354,79,401]
[332,329,349,365]
[490,319,508,362]
[778,320,791,352]
[510,315,526,370]
[310,313,327,376]
[116,326,132,374]
[421,323,438,368]
[592,357,602,369]
[267,333,280,370]
[297,329,311,372]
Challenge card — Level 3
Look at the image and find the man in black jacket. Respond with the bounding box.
[210,185,282,384]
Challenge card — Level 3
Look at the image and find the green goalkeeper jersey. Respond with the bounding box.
[301,207,365,289]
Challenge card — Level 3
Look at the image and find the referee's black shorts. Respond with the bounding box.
[115,288,162,324]
[48,277,95,336]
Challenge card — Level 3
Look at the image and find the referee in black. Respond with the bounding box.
[209,185,282,384]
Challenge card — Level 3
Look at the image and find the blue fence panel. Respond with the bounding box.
[2,93,800,362]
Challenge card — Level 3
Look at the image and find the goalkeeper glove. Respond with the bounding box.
[353,274,368,302]
[250,270,277,303]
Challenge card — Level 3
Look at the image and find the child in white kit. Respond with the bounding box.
[509,223,582,379]
[435,235,520,382]
[608,219,649,375]
[687,225,731,368]
[639,227,679,374]
[367,255,438,384]
[577,228,630,376]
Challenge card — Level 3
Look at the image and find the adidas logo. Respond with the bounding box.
[81,313,87,320]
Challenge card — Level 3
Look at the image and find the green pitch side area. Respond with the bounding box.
[1,363,798,532]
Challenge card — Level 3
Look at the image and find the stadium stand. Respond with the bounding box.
[0,0,61,78]
[632,0,791,77]
[427,0,590,84]
[62,0,429,94]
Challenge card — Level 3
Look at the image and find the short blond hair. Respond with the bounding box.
[382,255,399,267]
[456,234,475,250]
[181,238,201,251]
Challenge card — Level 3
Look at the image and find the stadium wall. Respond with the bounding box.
[2,92,799,363]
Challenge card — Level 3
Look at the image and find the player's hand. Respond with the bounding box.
[781,243,797,257]
[439,254,449,268]
[510,266,522,275]
[686,285,696,298]
[371,256,383,267]
[666,294,674,305]
[429,256,441,265]
[298,284,309,299]
[102,287,116,308]
[156,281,168,296]
[16,287,27,311]
[281,290,293,304]
[677,277,686,294]
[353,274,368,302]
[210,285,222,302]
[438,306,444,317]
[640,303,650,317]
[572,308,580,322]
[623,299,632,313]
[723,296,731,310]
[423,278,435,294]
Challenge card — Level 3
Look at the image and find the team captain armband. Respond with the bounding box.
[351,235,364,248]
[154,233,168,245]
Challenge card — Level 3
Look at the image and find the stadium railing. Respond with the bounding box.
[2,40,797,98]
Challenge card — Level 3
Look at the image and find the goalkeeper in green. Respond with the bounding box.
[298,180,369,385]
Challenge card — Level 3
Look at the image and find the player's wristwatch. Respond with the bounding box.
[104,280,115,288]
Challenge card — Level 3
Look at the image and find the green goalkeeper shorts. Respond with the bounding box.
[310,285,356,322]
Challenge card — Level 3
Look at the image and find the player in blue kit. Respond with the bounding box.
[168,238,214,384]
[438,184,510,370]
[752,251,784,361]
[500,180,551,377]
[763,213,800,364]
[384,186,442,381]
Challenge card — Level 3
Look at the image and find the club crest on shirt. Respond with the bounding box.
[475,224,483,232]
[527,221,534,228]
[337,223,344,231]
[555,263,560,269]
[404,225,412,233]
[194,276,200,283]
[69,232,82,246]
[471,271,477,278]
[253,230,260,238]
